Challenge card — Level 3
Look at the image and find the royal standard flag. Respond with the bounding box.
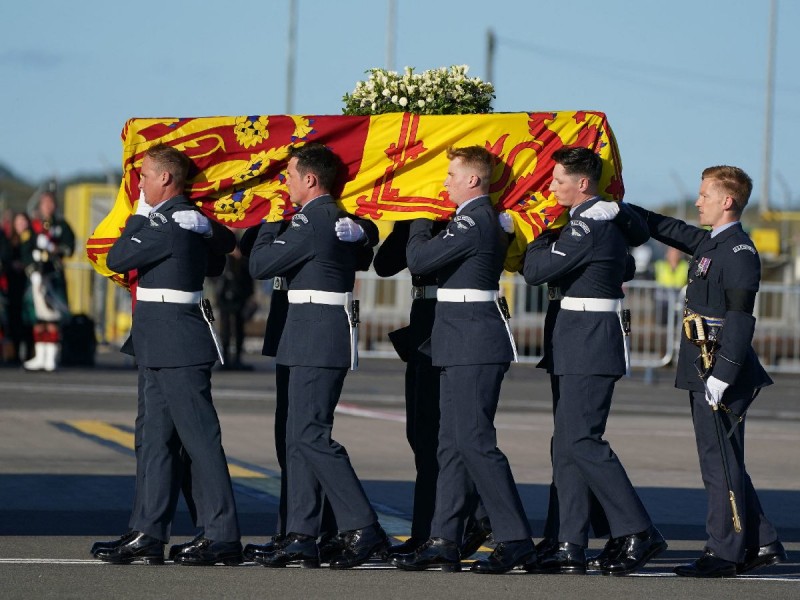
[87,111,623,285]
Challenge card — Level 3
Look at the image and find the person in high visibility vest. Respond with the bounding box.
[654,245,689,326]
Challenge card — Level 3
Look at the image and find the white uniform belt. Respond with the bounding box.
[437,288,499,302]
[287,289,350,306]
[561,297,621,312]
[137,287,203,304]
[411,285,438,300]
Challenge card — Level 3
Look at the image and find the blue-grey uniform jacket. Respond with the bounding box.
[629,205,772,394]
[248,195,374,368]
[523,197,631,377]
[107,195,220,368]
[406,196,514,367]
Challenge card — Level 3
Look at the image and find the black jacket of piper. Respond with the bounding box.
[523,197,632,377]
[406,196,514,367]
[106,195,220,368]
[248,195,375,368]
[629,205,772,393]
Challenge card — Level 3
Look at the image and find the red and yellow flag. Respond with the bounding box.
[87,111,623,285]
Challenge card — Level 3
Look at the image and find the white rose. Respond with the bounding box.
[399,97,408,107]
[417,99,426,108]
[382,88,391,97]
[391,94,398,103]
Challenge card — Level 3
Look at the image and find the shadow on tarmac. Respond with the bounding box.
[1,474,798,544]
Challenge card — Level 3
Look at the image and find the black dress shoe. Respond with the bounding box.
[94,531,165,565]
[168,532,204,561]
[601,526,667,576]
[387,536,427,557]
[737,540,787,574]
[254,533,320,568]
[470,538,536,574]
[90,530,137,557]
[173,537,243,566]
[243,534,287,562]
[675,548,737,578]
[534,537,558,559]
[587,536,624,569]
[525,542,586,574]
[328,523,391,569]
[390,537,461,572]
[460,516,492,558]
[318,531,348,563]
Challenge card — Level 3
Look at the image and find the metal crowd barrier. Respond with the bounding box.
[354,272,800,374]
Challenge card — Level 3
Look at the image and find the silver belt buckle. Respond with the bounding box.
[548,287,562,301]
[411,286,424,300]
[273,277,287,291]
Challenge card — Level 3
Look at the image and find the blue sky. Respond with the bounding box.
[2,0,798,209]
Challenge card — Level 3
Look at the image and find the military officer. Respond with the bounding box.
[240,213,378,564]
[625,166,786,577]
[374,221,493,559]
[523,146,666,576]
[248,143,389,569]
[391,146,534,574]
[97,143,241,566]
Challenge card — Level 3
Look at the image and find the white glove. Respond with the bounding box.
[173,210,211,235]
[704,375,729,407]
[335,217,365,242]
[135,191,151,217]
[498,211,515,234]
[581,200,619,221]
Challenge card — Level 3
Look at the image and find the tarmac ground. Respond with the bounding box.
[1,349,798,598]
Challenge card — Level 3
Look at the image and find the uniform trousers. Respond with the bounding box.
[554,374,650,546]
[134,363,240,543]
[129,365,198,532]
[542,374,609,540]
[431,363,530,544]
[405,352,442,539]
[274,364,337,537]
[689,389,778,562]
[285,365,376,536]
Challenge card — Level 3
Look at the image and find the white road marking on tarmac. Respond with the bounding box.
[0,559,797,579]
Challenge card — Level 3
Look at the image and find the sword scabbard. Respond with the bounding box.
[729,491,742,533]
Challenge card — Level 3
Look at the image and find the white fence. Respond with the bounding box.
[353,272,800,374]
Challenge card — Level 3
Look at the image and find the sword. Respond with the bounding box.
[702,378,742,534]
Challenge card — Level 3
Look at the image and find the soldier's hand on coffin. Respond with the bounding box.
[581,200,619,221]
[498,211,515,234]
[705,375,729,407]
[335,217,365,242]
[173,210,211,236]
[135,191,151,217]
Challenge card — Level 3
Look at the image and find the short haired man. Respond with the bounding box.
[391,146,534,574]
[248,143,389,569]
[626,166,785,577]
[523,146,666,576]
[100,144,241,565]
